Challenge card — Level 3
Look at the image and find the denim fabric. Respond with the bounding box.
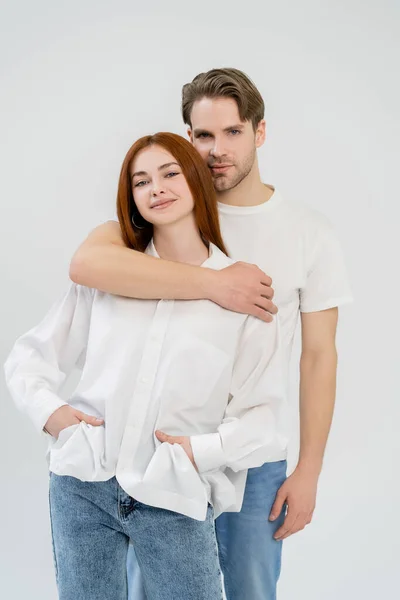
[216,460,287,600]
[49,473,223,600]
[126,460,287,600]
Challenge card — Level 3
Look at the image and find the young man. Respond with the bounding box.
[70,68,352,600]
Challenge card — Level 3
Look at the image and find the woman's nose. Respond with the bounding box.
[151,181,166,196]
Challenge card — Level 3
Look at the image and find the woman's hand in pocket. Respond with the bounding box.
[155,430,197,470]
[44,405,104,439]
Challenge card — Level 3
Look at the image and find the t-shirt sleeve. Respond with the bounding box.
[300,217,353,313]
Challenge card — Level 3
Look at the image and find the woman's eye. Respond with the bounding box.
[134,180,148,187]
[165,171,179,178]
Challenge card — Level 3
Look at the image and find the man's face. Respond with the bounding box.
[189,97,264,192]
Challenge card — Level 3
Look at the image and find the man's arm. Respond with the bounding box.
[69,221,277,322]
[270,307,339,539]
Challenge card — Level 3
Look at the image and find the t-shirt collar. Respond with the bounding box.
[217,187,281,215]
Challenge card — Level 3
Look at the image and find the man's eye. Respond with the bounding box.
[198,133,210,139]
[229,129,241,135]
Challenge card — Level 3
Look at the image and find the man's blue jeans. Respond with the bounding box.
[49,473,223,600]
[127,460,287,600]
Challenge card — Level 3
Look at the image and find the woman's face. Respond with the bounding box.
[130,145,195,227]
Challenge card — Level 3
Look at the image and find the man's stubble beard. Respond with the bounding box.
[211,147,256,193]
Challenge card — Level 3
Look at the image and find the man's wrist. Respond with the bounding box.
[200,268,219,302]
[296,457,323,479]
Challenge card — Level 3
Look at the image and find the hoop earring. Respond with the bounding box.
[131,213,146,230]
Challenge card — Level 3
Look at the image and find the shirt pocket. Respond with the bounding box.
[158,335,232,417]
[48,421,107,481]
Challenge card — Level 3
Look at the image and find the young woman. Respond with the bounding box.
[4,133,287,600]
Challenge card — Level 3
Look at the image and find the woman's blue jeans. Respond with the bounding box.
[49,473,223,600]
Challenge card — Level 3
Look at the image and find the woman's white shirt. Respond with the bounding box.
[4,241,288,520]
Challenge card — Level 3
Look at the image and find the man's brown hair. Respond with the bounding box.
[181,68,265,131]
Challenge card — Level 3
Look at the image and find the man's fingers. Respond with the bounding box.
[237,261,273,289]
[269,491,286,521]
[274,517,297,542]
[255,298,278,315]
[261,275,273,287]
[274,509,299,540]
[278,513,309,540]
[251,307,274,323]
[249,299,278,323]
[260,284,274,300]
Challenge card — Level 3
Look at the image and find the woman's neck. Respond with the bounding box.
[153,218,209,266]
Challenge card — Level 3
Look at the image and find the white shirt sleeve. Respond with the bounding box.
[4,283,93,434]
[300,217,353,313]
[190,315,286,473]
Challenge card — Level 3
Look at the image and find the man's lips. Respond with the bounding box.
[150,199,176,209]
[210,164,233,173]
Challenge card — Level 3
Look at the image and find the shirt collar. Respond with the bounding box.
[145,239,229,270]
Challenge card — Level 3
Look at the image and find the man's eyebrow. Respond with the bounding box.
[223,124,244,132]
[193,128,211,136]
[131,162,180,179]
[193,124,244,136]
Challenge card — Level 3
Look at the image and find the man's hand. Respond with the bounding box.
[44,405,104,439]
[209,262,277,323]
[269,466,319,540]
[155,430,197,469]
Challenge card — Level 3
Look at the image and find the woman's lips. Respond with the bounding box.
[151,199,176,210]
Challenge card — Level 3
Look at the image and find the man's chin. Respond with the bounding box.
[213,176,233,192]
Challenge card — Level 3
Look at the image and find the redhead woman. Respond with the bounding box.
[4,133,287,600]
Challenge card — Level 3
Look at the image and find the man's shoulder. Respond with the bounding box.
[277,193,334,236]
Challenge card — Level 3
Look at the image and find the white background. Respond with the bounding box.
[1,1,399,598]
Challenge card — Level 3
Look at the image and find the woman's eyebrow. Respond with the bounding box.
[158,162,180,170]
[131,162,180,179]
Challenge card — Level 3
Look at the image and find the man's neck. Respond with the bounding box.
[216,159,274,208]
[153,217,209,266]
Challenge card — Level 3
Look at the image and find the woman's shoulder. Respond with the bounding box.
[207,243,236,271]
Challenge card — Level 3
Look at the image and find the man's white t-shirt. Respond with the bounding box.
[110,187,352,381]
[217,188,353,366]
[107,187,351,480]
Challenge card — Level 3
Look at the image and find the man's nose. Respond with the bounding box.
[210,138,226,158]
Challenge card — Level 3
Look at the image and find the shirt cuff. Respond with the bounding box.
[190,432,226,473]
[29,391,68,435]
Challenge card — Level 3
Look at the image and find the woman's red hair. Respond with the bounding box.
[116,132,228,255]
